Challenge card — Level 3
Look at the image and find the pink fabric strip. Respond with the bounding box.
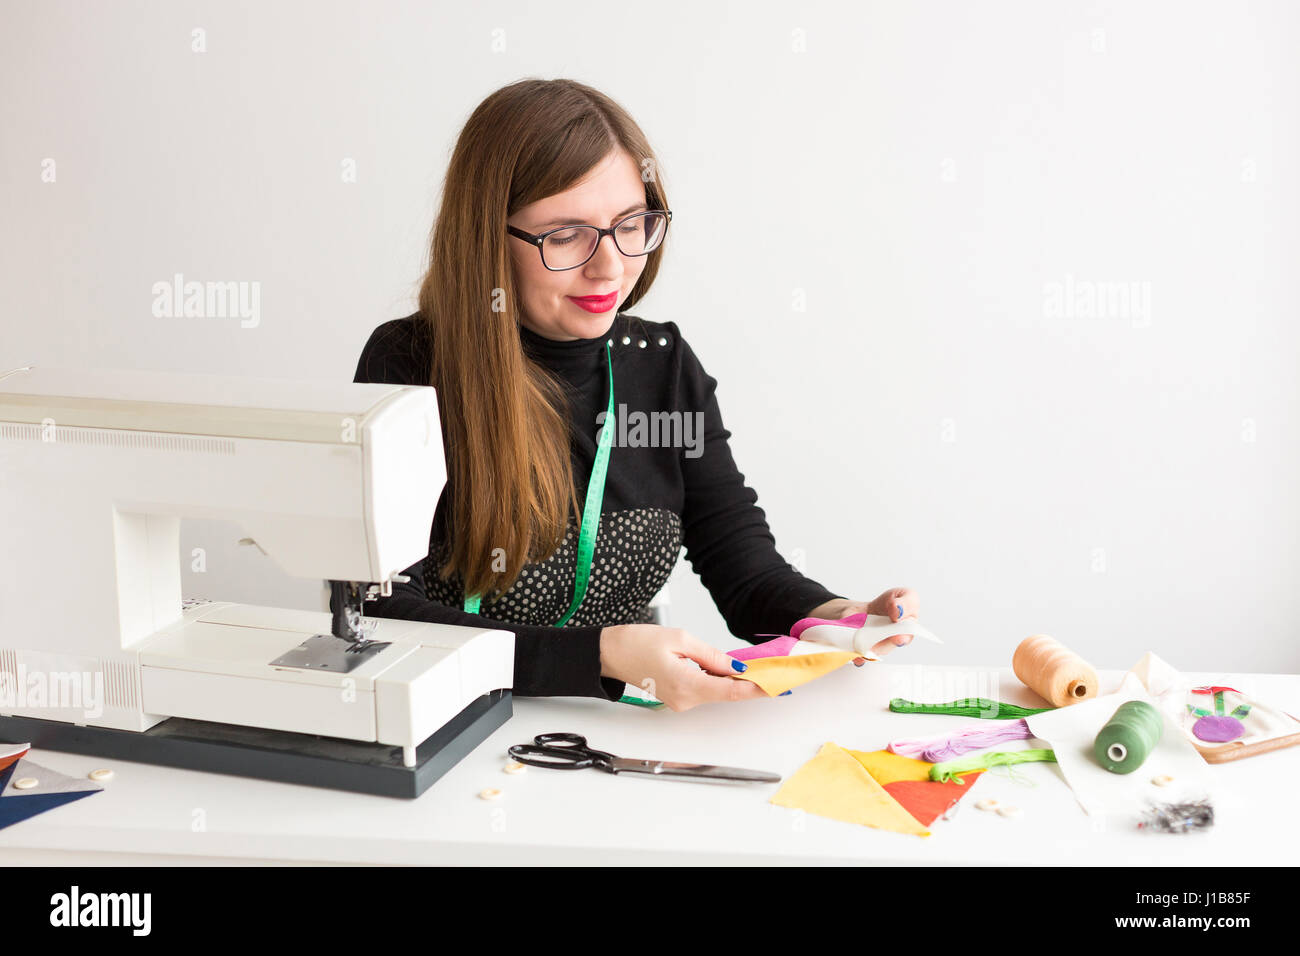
[731,611,872,660]
[790,612,868,640]
[728,636,799,661]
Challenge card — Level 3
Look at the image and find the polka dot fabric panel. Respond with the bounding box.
[423,508,682,628]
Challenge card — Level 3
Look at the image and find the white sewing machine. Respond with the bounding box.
[0,365,514,797]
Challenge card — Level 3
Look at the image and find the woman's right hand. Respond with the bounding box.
[599,624,769,711]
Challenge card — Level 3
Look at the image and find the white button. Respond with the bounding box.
[657,337,667,346]
[997,805,1022,818]
[975,798,999,811]
[621,336,631,345]
[13,777,39,790]
[638,339,647,348]
[503,762,526,775]
[88,768,114,782]
[478,787,503,800]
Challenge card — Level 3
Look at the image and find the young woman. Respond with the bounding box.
[347,78,919,711]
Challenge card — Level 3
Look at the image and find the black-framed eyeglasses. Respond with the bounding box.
[507,210,672,272]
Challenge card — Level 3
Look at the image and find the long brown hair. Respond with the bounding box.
[417,78,670,605]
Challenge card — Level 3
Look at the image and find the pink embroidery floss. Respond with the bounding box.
[888,719,1036,762]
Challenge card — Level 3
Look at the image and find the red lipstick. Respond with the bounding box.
[567,292,618,313]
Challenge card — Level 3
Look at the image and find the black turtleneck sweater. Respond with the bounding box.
[343,310,845,701]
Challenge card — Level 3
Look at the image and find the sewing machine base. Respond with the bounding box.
[0,689,512,799]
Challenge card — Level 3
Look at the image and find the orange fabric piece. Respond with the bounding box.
[732,650,859,696]
[883,775,985,827]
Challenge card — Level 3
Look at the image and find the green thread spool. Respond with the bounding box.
[1093,700,1164,774]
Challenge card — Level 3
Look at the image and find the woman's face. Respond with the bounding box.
[507,149,650,341]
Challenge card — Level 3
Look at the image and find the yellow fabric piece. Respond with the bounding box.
[769,742,931,836]
[733,651,859,696]
[844,748,933,785]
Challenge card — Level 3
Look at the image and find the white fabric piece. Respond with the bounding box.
[1130,652,1182,698]
[1025,665,1212,822]
[788,638,852,658]
[799,615,944,660]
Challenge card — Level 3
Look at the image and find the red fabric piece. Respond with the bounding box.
[0,748,29,775]
[883,772,985,827]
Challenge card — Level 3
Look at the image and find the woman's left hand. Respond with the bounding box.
[806,588,920,667]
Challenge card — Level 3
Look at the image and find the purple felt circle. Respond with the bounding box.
[1193,714,1244,743]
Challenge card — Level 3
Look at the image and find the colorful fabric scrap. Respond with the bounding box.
[730,649,860,697]
[721,613,881,696]
[770,742,985,836]
[617,631,858,706]
[618,617,867,706]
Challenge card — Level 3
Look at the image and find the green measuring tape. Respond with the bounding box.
[464,338,617,628]
[463,340,647,706]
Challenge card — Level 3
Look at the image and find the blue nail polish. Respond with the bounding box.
[896,603,904,619]
[731,659,748,673]
[779,690,792,696]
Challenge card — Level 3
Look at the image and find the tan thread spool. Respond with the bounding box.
[1012,634,1098,707]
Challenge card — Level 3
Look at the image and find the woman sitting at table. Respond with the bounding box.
[343,78,919,711]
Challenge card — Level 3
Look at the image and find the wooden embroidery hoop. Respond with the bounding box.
[1189,720,1300,764]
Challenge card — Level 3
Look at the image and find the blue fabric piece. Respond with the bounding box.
[0,789,96,829]
[0,756,103,831]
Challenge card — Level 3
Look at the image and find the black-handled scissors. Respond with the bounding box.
[508,732,781,783]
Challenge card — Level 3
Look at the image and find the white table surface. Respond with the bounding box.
[2,662,1297,865]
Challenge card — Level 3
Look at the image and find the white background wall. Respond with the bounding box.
[3,0,1296,673]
